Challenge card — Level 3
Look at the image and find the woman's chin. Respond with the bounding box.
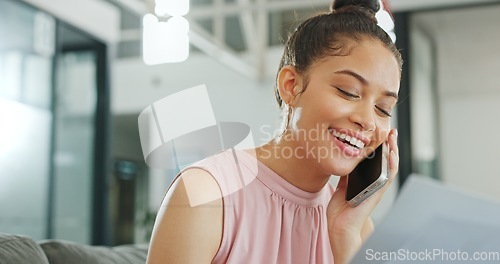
[323,162,356,177]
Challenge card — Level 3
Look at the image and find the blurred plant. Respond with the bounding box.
[139,210,157,242]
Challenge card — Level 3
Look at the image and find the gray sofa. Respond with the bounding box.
[0,233,148,264]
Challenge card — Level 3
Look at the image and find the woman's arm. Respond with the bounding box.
[146,168,223,264]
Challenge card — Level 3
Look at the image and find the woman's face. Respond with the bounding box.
[288,39,400,176]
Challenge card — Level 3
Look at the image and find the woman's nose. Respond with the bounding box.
[349,103,376,132]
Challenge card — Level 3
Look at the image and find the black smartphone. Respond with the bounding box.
[345,143,389,207]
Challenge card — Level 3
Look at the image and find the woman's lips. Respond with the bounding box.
[330,132,362,158]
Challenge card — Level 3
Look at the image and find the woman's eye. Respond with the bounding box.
[336,87,359,99]
[375,106,392,117]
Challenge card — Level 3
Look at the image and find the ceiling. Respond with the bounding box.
[106,0,500,80]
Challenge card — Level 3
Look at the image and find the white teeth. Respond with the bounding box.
[350,137,358,146]
[330,129,366,149]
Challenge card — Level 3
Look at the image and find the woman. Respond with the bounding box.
[146,0,401,263]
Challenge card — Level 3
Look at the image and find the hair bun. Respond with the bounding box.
[331,0,380,15]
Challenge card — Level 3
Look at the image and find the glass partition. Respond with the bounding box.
[0,0,54,240]
[52,48,97,243]
[0,0,110,244]
[409,23,440,179]
[408,4,500,202]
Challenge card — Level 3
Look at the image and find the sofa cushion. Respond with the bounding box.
[0,233,50,264]
[39,240,148,264]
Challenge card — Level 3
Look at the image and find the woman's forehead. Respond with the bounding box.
[311,40,399,75]
[303,41,400,91]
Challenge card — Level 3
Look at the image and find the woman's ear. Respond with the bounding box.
[277,65,302,106]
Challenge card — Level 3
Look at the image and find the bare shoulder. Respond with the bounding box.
[146,168,223,264]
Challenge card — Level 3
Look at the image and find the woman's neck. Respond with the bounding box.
[253,139,331,193]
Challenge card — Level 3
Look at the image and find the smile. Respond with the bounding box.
[328,128,366,149]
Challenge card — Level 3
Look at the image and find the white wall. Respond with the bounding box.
[112,50,283,146]
[412,5,500,201]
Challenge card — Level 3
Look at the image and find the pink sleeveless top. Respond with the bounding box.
[180,149,335,264]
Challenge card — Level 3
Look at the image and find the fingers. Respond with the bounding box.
[387,129,398,156]
[387,129,399,183]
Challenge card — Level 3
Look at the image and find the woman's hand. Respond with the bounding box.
[326,129,399,264]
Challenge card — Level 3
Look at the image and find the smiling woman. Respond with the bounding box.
[273,39,400,177]
[146,0,401,263]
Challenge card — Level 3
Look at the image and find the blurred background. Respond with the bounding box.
[1,0,499,246]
